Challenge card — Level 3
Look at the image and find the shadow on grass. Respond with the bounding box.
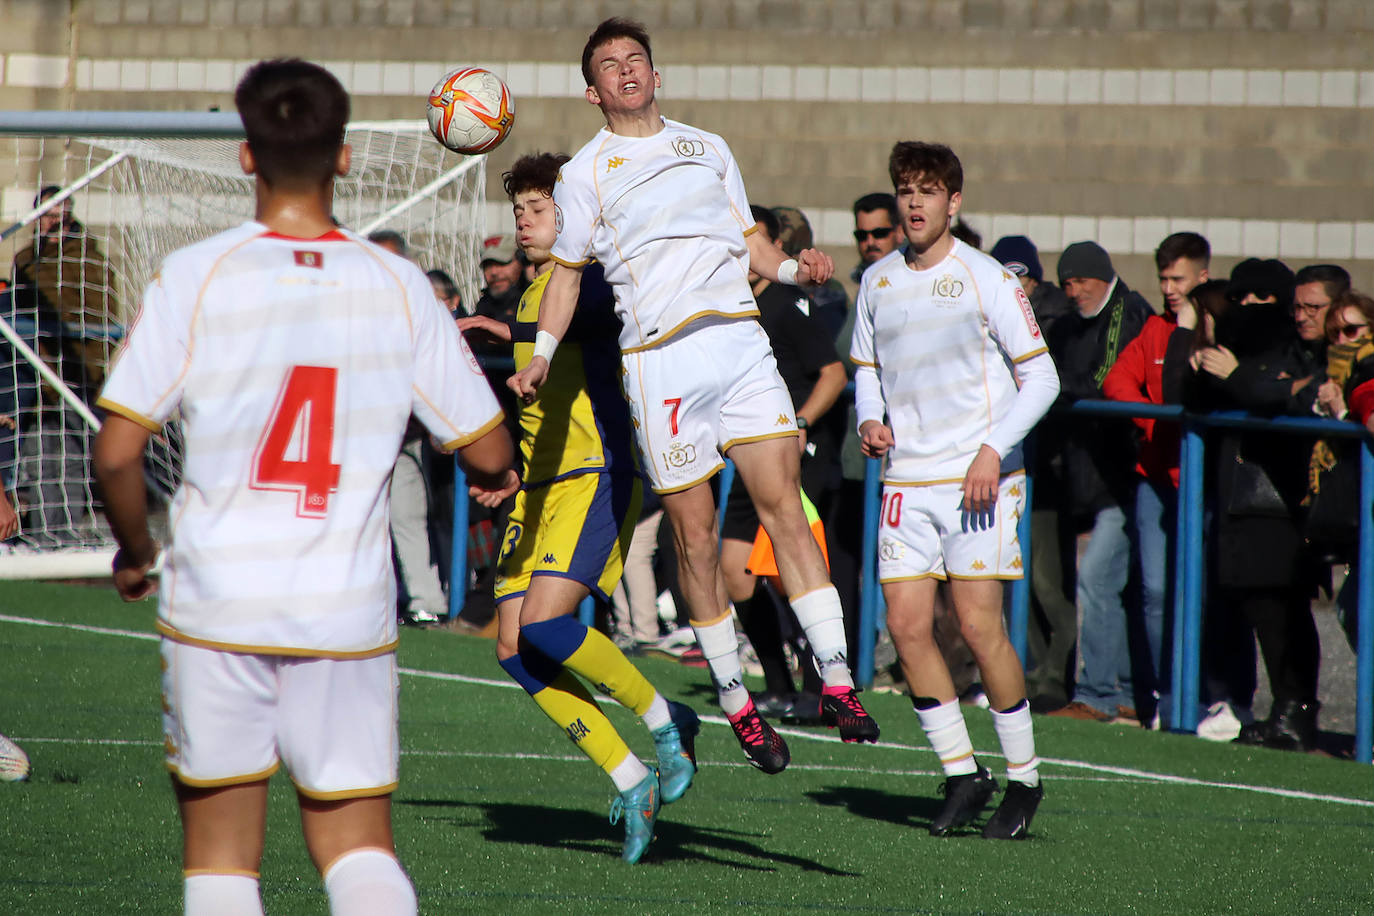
[400,797,859,874]
[805,784,984,836]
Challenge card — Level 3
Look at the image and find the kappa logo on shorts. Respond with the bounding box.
[163,735,178,756]
[672,136,706,157]
[663,442,697,469]
[776,414,791,426]
[970,559,987,571]
[1008,482,1023,498]
[1010,555,1023,569]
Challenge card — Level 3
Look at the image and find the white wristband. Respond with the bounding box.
[777,258,799,285]
[533,330,559,363]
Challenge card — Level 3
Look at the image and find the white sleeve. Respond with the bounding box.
[549,160,597,267]
[716,138,753,236]
[988,274,1049,363]
[407,269,504,449]
[96,263,190,430]
[848,280,885,427]
[982,351,1059,458]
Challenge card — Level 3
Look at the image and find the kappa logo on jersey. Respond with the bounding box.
[1014,286,1043,339]
[542,552,558,565]
[606,156,629,171]
[934,274,965,299]
[293,250,323,269]
[672,136,705,157]
[663,442,697,469]
[876,276,891,288]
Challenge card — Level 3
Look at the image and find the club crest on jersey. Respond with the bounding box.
[672,136,705,157]
[1014,286,1042,338]
[293,250,323,269]
[663,442,697,469]
[933,274,964,299]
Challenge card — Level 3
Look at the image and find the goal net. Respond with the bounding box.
[0,119,487,576]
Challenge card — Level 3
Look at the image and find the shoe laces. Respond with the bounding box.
[732,710,767,746]
[828,689,868,720]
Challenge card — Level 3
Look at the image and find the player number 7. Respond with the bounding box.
[663,397,682,437]
[250,365,342,518]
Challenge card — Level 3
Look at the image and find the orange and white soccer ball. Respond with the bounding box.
[427,67,515,154]
[0,733,29,782]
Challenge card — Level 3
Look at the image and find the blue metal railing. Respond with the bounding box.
[855,399,1374,764]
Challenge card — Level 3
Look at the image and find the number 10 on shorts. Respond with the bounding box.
[250,365,342,518]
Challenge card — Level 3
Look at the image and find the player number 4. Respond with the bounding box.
[251,365,342,518]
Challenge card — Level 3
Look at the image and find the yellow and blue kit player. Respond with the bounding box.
[483,152,698,864]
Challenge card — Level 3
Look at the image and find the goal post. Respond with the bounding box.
[0,112,487,577]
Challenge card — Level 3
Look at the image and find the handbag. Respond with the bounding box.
[1226,450,1289,518]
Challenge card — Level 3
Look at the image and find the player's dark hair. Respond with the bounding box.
[888,142,963,196]
[1294,263,1352,301]
[581,17,653,87]
[235,58,349,190]
[502,152,571,201]
[749,204,780,242]
[427,268,459,301]
[852,192,897,224]
[1155,231,1211,271]
[367,229,406,254]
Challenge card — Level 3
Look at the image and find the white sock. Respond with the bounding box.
[692,614,750,716]
[184,873,263,916]
[914,699,978,777]
[609,752,652,793]
[642,693,671,732]
[789,586,853,689]
[991,699,1040,787]
[323,848,417,916]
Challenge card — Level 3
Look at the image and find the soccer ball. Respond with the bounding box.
[427,67,515,155]
[0,733,29,782]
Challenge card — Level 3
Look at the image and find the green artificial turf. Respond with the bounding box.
[2,580,1372,914]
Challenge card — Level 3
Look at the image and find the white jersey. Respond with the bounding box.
[550,117,758,353]
[849,240,1050,485]
[98,221,503,658]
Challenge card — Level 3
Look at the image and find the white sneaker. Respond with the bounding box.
[0,733,30,782]
[1196,701,1242,741]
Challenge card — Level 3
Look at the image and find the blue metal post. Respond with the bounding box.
[1357,441,1374,764]
[1167,422,1194,732]
[447,456,469,621]
[857,456,883,688]
[1179,423,1205,732]
[1008,471,1031,665]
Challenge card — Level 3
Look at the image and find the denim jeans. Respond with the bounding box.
[1135,477,1173,712]
[1073,504,1133,715]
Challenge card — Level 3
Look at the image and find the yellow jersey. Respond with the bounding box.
[513,264,636,487]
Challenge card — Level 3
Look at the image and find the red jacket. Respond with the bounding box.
[1102,312,1180,488]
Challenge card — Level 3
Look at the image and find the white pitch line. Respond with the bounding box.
[6,612,1374,809]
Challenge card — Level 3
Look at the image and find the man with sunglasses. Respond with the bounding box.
[851,192,900,284]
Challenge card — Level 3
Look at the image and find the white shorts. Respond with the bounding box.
[877,473,1027,582]
[622,318,796,493]
[160,639,400,799]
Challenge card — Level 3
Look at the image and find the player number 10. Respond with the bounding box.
[250,365,343,518]
[881,491,902,527]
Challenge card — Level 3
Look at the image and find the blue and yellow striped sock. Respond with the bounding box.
[521,615,658,718]
[498,651,637,778]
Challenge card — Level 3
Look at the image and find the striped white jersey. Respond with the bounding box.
[550,117,758,353]
[849,240,1051,485]
[97,221,503,658]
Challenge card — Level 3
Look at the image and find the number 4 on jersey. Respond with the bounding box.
[251,365,342,518]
